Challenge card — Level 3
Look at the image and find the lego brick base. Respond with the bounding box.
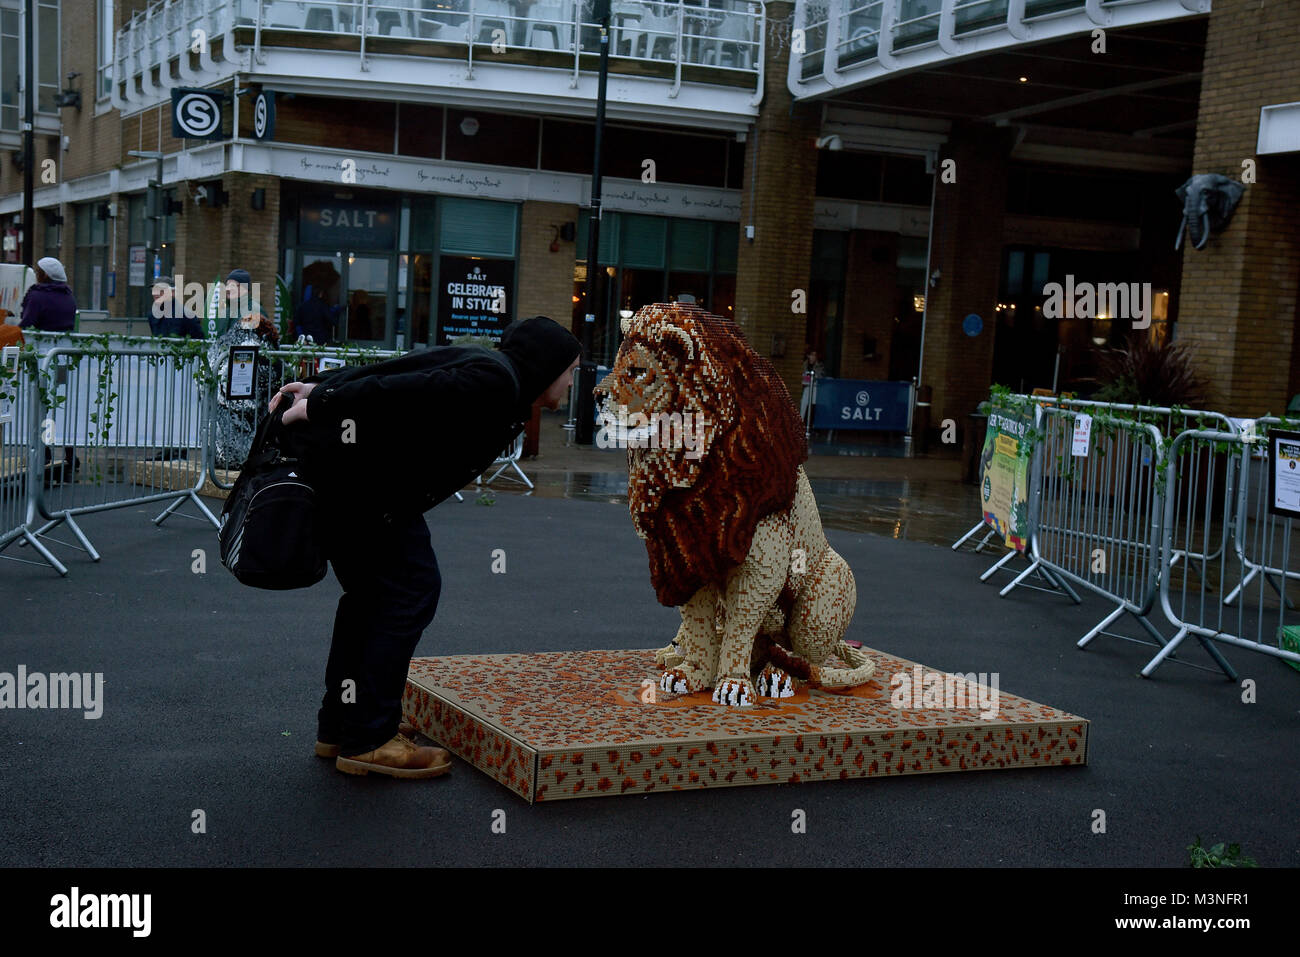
[403,648,1089,803]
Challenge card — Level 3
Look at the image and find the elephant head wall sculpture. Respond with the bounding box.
[1175,173,1245,251]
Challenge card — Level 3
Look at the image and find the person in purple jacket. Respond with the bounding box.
[20,257,79,482]
[19,257,77,332]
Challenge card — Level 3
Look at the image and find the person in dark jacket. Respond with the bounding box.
[269,316,582,779]
[19,257,77,332]
[293,285,336,344]
[149,278,203,339]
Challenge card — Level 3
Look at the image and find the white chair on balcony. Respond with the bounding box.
[525,0,571,50]
[610,0,643,56]
[261,0,310,29]
[367,0,411,35]
[471,0,513,43]
[303,4,335,30]
[700,5,751,69]
[626,4,677,60]
[415,0,460,38]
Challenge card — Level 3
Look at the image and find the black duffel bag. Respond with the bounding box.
[218,402,327,590]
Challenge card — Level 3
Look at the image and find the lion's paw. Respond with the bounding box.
[755,664,796,699]
[654,641,684,669]
[661,667,706,695]
[711,677,757,707]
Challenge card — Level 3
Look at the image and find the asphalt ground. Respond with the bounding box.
[1,485,1297,867]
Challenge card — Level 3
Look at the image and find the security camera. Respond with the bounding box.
[194,185,209,205]
[816,134,843,151]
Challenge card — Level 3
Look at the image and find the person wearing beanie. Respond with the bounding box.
[269,316,581,780]
[218,267,271,338]
[19,258,77,332]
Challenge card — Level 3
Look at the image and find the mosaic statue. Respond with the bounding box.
[596,302,875,707]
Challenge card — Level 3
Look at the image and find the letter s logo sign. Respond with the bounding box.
[175,93,220,138]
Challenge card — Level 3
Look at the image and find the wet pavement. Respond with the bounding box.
[495,410,984,546]
[513,471,982,546]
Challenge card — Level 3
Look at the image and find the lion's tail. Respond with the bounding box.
[809,641,877,689]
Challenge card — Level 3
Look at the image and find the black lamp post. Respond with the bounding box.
[575,0,611,446]
[21,0,34,266]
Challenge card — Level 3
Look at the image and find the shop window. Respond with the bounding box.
[808,230,848,375]
[541,117,731,187]
[36,0,58,114]
[726,138,745,190]
[1,8,18,131]
[73,203,110,312]
[410,196,438,251]
[621,215,666,269]
[714,222,738,274]
[574,212,619,265]
[816,152,883,202]
[445,109,539,169]
[670,219,711,272]
[540,119,595,175]
[880,154,932,206]
[603,126,727,188]
[398,104,444,160]
[439,197,518,257]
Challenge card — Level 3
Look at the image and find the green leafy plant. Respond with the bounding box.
[1187,836,1257,868]
[476,491,496,506]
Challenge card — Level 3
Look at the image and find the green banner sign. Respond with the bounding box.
[979,404,1033,552]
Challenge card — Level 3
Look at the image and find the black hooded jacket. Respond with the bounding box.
[285,317,580,525]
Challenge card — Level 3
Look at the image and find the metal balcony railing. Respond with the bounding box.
[114,0,763,107]
[794,0,1210,95]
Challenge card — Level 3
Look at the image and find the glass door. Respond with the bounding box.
[296,252,344,345]
[342,253,393,346]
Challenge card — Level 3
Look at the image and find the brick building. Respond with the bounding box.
[2,0,1298,437]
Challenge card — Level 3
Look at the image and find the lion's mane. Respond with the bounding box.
[621,303,808,607]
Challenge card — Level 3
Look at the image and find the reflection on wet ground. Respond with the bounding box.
[485,470,982,547]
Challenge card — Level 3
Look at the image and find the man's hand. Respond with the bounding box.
[270,381,316,425]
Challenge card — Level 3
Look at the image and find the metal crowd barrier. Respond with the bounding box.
[0,342,215,576]
[961,391,1300,679]
[1221,416,1300,608]
[0,345,69,573]
[1020,405,1169,653]
[1148,423,1300,677]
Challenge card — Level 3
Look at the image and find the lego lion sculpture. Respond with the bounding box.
[595,302,874,707]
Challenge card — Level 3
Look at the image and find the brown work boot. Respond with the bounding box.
[335,734,452,779]
[315,721,419,759]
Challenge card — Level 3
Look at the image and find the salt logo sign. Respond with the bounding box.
[172,89,223,139]
[841,389,882,423]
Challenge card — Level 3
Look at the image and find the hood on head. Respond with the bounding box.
[497,316,581,410]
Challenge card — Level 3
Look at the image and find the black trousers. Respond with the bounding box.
[317,511,441,756]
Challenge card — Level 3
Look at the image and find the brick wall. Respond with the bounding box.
[734,0,820,399]
[175,173,283,317]
[518,200,579,326]
[1176,0,1300,416]
[921,124,1011,433]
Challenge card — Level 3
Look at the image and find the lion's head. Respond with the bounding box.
[595,302,808,608]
